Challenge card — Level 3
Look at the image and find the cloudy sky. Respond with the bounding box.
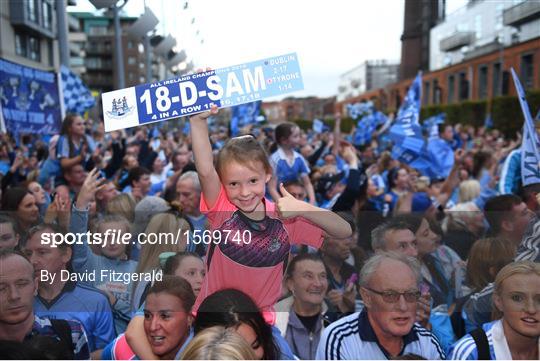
[72,0,468,98]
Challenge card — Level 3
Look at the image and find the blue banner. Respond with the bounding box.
[230,101,261,136]
[389,72,424,164]
[0,58,61,135]
[511,68,540,186]
[102,53,304,132]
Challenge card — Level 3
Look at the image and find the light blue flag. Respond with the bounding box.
[60,65,95,115]
[511,68,540,186]
[230,101,261,136]
[312,119,324,133]
[389,72,424,164]
[347,101,373,120]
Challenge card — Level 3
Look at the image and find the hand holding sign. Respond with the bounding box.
[102,53,303,131]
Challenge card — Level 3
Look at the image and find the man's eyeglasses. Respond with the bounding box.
[363,287,421,303]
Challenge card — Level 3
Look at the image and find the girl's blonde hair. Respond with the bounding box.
[106,193,136,223]
[458,180,481,203]
[181,326,257,360]
[466,238,515,292]
[492,260,540,320]
[216,135,272,177]
[133,213,191,300]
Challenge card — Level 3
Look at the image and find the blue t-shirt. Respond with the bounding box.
[34,280,116,351]
[270,147,310,184]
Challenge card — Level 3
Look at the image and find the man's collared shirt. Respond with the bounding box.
[316,309,445,360]
[25,314,91,360]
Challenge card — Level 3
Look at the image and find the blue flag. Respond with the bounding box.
[511,68,540,186]
[312,119,324,133]
[229,101,261,136]
[347,101,373,120]
[422,113,446,139]
[60,65,95,115]
[389,72,424,163]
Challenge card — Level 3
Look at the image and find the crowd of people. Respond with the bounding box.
[0,104,538,360]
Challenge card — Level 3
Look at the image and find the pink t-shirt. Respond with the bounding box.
[192,185,323,324]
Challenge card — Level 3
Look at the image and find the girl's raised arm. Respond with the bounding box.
[189,106,221,208]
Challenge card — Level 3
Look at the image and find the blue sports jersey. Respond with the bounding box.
[270,147,310,183]
[34,280,116,351]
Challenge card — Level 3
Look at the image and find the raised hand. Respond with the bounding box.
[76,168,106,209]
[276,183,305,219]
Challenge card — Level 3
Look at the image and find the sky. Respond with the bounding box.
[71,0,468,99]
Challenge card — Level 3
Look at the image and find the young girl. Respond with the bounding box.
[189,106,351,321]
[268,122,316,204]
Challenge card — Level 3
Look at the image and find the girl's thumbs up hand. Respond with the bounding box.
[276,183,304,219]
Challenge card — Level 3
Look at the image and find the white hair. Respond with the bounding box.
[359,251,421,287]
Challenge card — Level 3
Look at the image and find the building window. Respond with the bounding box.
[478,65,488,100]
[492,63,501,97]
[423,81,430,105]
[128,72,135,81]
[459,72,469,101]
[29,36,40,61]
[15,32,41,62]
[15,34,27,57]
[42,1,52,30]
[448,75,455,103]
[127,41,134,49]
[521,54,534,89]
[128,57,136,65]
[48,39,53,66]
[433,79,441,105]
[89,26,108,36]
[27,0,38,23]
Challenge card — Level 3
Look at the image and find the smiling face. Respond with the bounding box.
[220,161,271,216]
[287,259,328,308]
[494,273,540,338]
[361,258,418,339]
[144,292,191,360]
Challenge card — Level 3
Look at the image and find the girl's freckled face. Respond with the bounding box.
[221,161,270,214]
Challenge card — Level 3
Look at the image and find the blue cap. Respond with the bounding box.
[412,192,433,213]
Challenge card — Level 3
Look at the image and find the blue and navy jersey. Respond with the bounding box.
[316,310,445,360]
[448,319,536,360]
[270,147,310,183]
[34,280,116,351]
[25,315,90,360]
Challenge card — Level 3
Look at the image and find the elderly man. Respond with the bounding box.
[176,171,207,255]
[0,249,90,359]
[316,252,444,360]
